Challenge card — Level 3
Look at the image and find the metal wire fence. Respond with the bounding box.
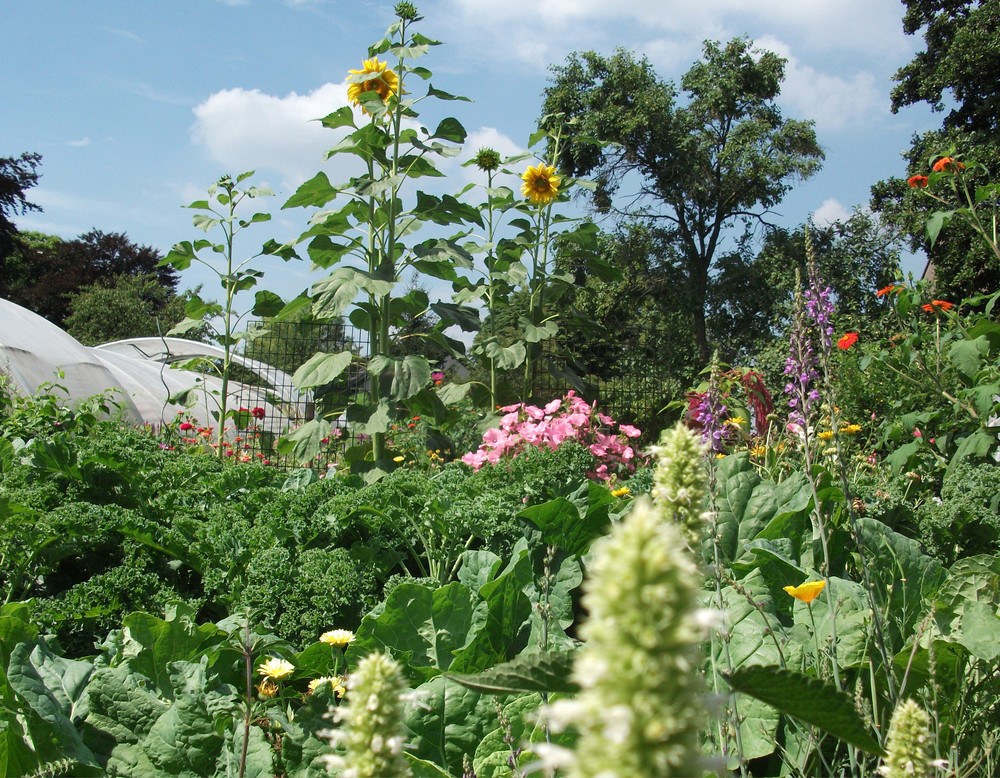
[231,320,682,468]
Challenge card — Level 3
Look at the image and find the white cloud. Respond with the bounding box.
[66,137,91,147]
[755,36,883,132]
[812,198,850,227]
[191,82,357,190]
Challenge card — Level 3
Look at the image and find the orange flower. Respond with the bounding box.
[921,299,953,313]
[876,284,903,297]
[783,580,826,604]
[907,174,929,188]
[837,332,859,350]
[932,157,965,173]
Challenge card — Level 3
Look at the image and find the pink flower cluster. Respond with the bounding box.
[461,391,644,480]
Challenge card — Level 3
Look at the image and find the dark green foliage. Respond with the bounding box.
[915,460,1000,564]
[543,40,823,362]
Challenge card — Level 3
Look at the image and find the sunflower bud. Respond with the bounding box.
[394,2,419,21]
[473,147,501,172]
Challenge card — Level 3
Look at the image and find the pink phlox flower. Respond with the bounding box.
[618,423,641,438]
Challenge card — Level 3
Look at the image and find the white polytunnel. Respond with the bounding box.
[0,298,310,433]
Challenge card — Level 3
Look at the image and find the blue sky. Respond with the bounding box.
[3,0,939,303]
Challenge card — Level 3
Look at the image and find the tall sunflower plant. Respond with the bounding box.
[273,3,486,474]
[450,123,606,409]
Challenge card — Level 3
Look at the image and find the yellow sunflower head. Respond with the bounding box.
[347,58,399,111]
[520,162,561,206]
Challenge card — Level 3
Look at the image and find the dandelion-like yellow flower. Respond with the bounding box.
[611,486,630,498]
[320,628,356,648]
[817,430,834,441]
[347,58,399,110]
[521,163,561,205]
[749,445,767,458]
[783,580,826,604]
[256,679,279,698]
[309,675,347,697]
[841,423,862,436]
[258,656,295,680]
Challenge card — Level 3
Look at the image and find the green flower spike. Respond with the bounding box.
[330,652,412,778]
[547,496,706,778]
[879,698,935,778]
[649,422,708,549]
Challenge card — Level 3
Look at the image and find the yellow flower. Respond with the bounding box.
[520,163,561,205]
[347,58,399,110]
[320,628,356,648]
[258,657,295,680]
[749,445,767,458]
[724,416,745,427]
[817,430,834,441]
[392,455,405,463]
[840,423,862,436]
[256,679,279,698]
[309,675,347,697]
[783,580,826,604]
[611,486,630,498]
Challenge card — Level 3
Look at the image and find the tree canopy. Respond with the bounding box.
[542,39,823,362]
[2,229,178,327]
[873,0,1000,298]
[0,152,42,279]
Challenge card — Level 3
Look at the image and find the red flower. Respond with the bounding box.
[837,332,859,350]
[921,299,953,313]
[932,157,965,173]
[907,174,929,188]
[251,406,266,420]
[179,422,194,431]
[876,284,903,297]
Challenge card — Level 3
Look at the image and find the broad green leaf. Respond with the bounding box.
[405,753,455,777]
[726,666,884,756]
[484,340,526,370]
[368,354,432,401]
[345,399,393,436]
[447,650,579,695]
[948,335,989,380]
[934,554,1000,661]
[318,106,356,130]
[473,694,548,778]
[250,289,284,318]
[275,418,328,465]
[292,351,353,390]
[120,606,219,696]
[426,84,472,102]
[521,317,558,343]
[800,577,871,670]
[405,675,494,776]
[431,302,481,332]
[456,550,503,593]
[5,642,102,772]
[347,582,483,682]
[519,497,609,557]
[283,171,339,209]
[715,454,761,562]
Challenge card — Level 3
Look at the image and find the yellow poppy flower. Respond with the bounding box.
[520,163,561,205]
[783,580,826,604]
[347,58,399,110]
[320,628,356,648]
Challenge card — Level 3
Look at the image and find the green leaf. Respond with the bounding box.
[369,355,432,401]
[405,753,455,778]
[318,106,356,130]
[275,418,329,465]
[292,351,354,390]
[426,84,472,102]
[250,289,284,318]
[726,666,883,756]
[405,675,494,776]
[925,210,954,247]
[483,340,526,370]
[447,650,579,695]
[948,335,989,380]
[347,582,482,682]
[120,606,219,696]
[520,317,558,343]
[519,496,609,557]
[431,302,481,332]
[934,555,1000,661]
[283,171,339,209]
